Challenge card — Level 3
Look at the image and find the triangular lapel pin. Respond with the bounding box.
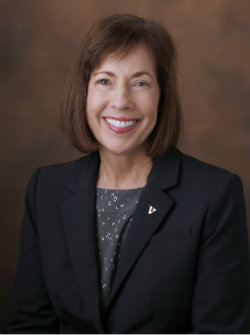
[148,205,157,215]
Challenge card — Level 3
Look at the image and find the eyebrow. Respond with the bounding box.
[93,71,154,79]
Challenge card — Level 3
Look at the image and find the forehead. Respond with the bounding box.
[95,44,156,73]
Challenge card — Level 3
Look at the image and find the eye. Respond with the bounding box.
[134,81,150,87]
[96,78,110,86]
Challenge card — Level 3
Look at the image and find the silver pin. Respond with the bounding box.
[148,205,157,214]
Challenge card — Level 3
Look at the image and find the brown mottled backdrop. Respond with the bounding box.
[0,0,249,331]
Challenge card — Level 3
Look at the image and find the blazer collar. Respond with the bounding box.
[67,149,181,194]
[67,152,100,193]
[147,149,181,190]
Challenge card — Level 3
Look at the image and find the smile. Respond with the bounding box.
[105,118,137,128]
[104,117,138,134]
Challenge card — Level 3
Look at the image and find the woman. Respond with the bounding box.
[6,14,249,333]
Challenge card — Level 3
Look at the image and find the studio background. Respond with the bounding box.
[0,0,249,331]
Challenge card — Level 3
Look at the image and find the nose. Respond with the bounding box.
[110,85,133,111]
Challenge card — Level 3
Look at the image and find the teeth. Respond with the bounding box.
[105,118,136,128]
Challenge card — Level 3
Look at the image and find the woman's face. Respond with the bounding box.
[86,44,160,157]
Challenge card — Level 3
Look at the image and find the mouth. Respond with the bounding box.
[104,117,139,134]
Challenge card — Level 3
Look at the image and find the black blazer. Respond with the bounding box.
[6,150,250,333]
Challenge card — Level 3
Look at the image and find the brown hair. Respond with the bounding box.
[62,14,182,156]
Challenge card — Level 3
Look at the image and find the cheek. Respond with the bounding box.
[140,95,159,121]
[86,91,98,115]
[86,86,106,113]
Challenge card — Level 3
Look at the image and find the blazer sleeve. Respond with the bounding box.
[191,174,250,333]
[6,169,59,333]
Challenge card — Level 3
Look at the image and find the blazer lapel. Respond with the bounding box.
[61,153,105,333]
[107,150,181,308]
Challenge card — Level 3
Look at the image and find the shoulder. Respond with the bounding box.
[37,152,98,186]
[158,149,240,183]
[27,152,99,211]
[157,150,243,198]
[178,150,243,198]
[180,151,236,179]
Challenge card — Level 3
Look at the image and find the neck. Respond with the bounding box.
[97,149,153,190]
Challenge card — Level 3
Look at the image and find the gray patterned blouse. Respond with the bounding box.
[96,187,143,310]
